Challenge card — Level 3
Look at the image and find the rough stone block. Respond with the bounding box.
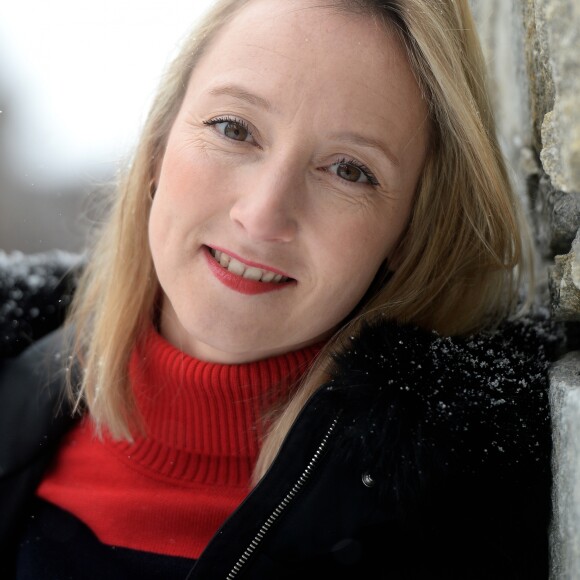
[549,230,580,321]
[535,176,580,258]
[550,351,580,578]
[535,0,580,194]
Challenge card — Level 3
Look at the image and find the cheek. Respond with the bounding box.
[316,213,395,283]
[149,146,219,245]
[157,146,201,209]
[307,205,408,321]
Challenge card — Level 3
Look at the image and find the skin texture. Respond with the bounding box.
[148,0,429,363]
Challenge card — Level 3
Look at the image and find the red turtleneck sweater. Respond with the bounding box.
[36,328,320,559]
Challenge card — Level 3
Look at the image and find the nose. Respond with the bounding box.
[229,157,300,243]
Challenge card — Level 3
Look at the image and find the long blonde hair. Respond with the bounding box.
[67,0,533,479]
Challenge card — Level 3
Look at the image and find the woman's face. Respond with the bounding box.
[149,0,429,363]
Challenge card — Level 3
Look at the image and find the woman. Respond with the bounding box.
[0,0,560,578]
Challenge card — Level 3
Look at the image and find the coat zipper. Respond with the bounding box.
[225,415,340,579]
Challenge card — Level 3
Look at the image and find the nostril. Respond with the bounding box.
[229,194,297,244]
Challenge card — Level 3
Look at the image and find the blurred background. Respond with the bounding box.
[0,0,217,253]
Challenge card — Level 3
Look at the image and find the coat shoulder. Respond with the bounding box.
[0,250,82,358]
[314,314,562,578]
[324,313,564,484]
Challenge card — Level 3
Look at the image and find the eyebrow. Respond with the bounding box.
[329,131,401,168]
[207,84,274,113]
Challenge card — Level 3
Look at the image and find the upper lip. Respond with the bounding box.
[206,245,294,279]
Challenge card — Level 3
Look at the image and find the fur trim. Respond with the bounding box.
[324,314,563,505]
[0,250,81,358]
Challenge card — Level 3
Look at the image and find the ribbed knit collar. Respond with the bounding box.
[109,327,323,487]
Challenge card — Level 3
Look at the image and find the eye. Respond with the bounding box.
[203,116,254,143]
[328,158,380,186]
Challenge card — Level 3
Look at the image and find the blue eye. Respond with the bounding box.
[329,158,379,186]
[204,117,254,142]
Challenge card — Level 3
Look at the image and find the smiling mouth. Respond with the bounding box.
[208,247,292,283]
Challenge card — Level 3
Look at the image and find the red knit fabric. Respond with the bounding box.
[36,327,321,559]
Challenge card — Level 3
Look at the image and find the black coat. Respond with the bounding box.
[0,251,563,578]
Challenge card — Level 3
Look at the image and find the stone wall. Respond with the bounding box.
[469,1,580,577]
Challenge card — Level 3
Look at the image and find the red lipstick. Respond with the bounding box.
[209,245,292,278]
[204,246,294,295]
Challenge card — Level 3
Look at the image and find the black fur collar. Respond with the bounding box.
[0,250,81,358]
[322,314,563,507]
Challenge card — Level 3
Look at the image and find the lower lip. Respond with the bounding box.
[203,247,294,295]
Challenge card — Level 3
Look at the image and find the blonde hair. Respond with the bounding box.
[67,0,533,478]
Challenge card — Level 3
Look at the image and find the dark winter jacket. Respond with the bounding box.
[0,251,563,579]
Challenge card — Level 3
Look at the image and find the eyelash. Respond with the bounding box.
[331,157,380,187]
[203,116,253,138]
[202,116,380,187]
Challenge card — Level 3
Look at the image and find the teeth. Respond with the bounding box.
[209,248,289,283]
[261,271,276,283]
[243,267,263,281]
[227,257,245,276]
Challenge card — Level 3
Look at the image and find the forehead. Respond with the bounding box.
[200,0,411,87]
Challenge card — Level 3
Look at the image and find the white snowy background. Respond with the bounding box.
[0,0,217,253]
